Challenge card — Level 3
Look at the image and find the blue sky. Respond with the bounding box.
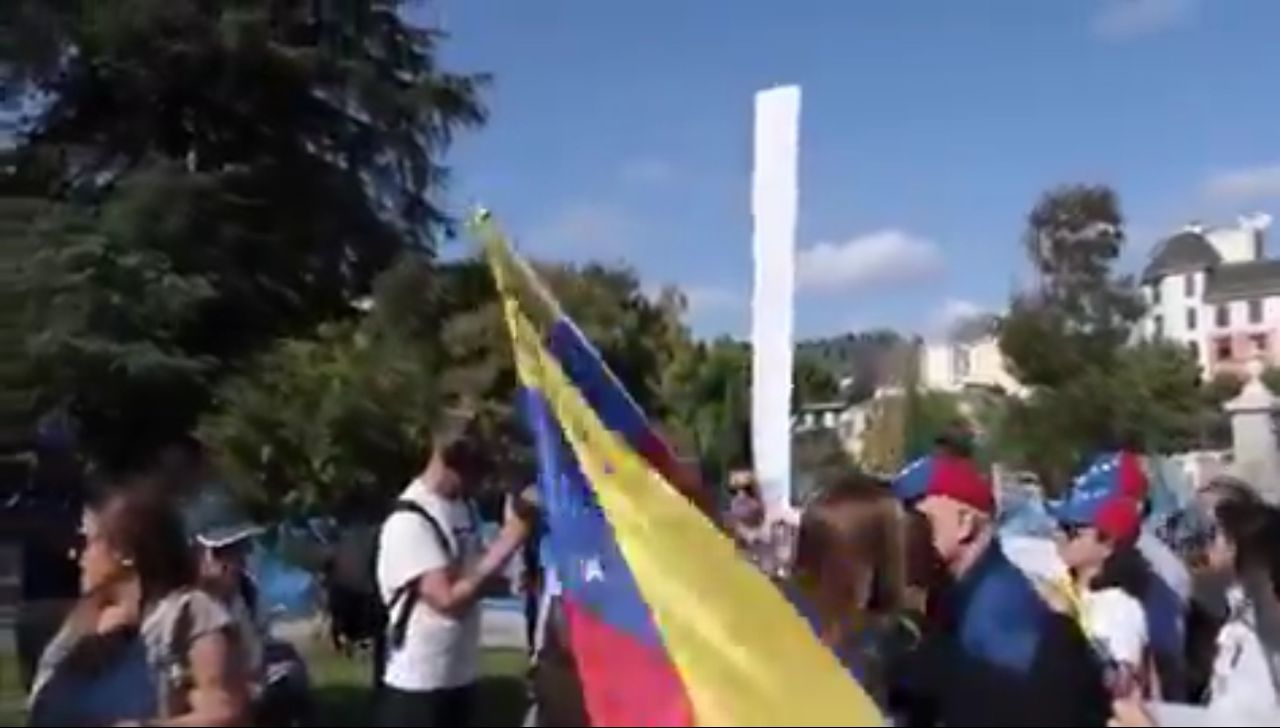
[417,0,1280,340]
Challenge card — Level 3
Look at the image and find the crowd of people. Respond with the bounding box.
[7,413,1280,727]
[714,444,1280,727]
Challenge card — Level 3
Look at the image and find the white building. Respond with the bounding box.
[791,386,904,460]
[1140,214,1278,377]
[920,315,1025,396]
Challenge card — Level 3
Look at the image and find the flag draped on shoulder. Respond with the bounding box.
[476,215,884,727]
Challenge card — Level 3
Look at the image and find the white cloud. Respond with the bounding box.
[526,202,634,255]
[796,229,944,293]
[1093,0,1198,40]
[931,298,989,335]
[1204,164,1280,204]
[619,158,675,185]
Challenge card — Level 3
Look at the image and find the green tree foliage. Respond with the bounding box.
[201,320,441,518]
[793,354,841,405]
[662,338,751,477]
[0,198,44,448]
[1207,370,1246,404]
[23,193,220,462]
[797,330,903,402]
[2,1,486,464]
[1263,367,1280,396]
[997,185,1206,489]
[661,336,850,482]
[201,256,699,517]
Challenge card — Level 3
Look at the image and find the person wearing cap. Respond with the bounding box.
[192,499,268,682]
[1054,491,1157,699]
[193,494,315,726]
[891,452,1110,726]
[1071,451,1192,701]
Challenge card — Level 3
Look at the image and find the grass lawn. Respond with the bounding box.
[0,645,528,727]
[1,651,20,728]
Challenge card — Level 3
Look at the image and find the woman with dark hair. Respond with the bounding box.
[1112,498,1280,726]
[1056,496,1158,699]
[785,473,907,708]
[28,483,249,726]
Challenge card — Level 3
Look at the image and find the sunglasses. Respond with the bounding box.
[1058,522,1087,541]
[727,485,759,499]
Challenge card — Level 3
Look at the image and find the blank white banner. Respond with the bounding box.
[750,85,800,519]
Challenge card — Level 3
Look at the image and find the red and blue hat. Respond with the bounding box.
[891,454,995,514]
[1079,451,1147,501]
[1049,451,1146,543]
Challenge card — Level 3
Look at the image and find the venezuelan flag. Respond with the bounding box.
[477,217,884,727]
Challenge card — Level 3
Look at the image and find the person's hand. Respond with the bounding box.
[501,491,534,541]
[1109,698,1156,727]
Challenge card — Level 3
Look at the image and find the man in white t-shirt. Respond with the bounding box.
[376,429,531,727]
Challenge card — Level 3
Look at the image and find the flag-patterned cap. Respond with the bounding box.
[891,454,995,514]
[1050,451,1147,544]
[1051,488,1142,544]
[1073,451,1147,501]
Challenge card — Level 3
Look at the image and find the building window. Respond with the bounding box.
[1217,337,1233,361]
[1185,273,1197,297]
[1189,341,1200,361]
[952,346,972,379]
[1151,283,1161,305]
[1153,315,1163,339]
[1253,334,1269,354]
[1217,304,1230,328]
[1187,307,1197,331]
[1249,299,1264,324]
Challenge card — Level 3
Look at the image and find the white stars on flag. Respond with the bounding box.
[582,556,606,583]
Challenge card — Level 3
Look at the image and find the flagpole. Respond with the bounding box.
[751,85,801,523]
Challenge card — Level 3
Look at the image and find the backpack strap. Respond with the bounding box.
[150,591,197,718]
[385,499,455,650]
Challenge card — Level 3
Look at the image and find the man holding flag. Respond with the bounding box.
[375,421,533,727]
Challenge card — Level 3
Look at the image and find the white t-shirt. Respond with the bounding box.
[377,480,483,691]
[1083,587,1149,668]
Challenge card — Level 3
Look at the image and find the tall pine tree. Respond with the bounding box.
[1,1,487,465]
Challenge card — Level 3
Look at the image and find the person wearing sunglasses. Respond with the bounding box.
[725,469,780,577]
[1053,493,1157,700]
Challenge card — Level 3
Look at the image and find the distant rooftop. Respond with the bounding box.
[1142,230,1221,283]
[1205,260,1280,303]
[947,314,1000,344]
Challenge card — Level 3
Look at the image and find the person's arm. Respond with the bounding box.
[416,498,530,618]
[142,630,250,727]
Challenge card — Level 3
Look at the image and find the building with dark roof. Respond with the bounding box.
[1141,214,1276,377]
[1142,231,1223,283]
